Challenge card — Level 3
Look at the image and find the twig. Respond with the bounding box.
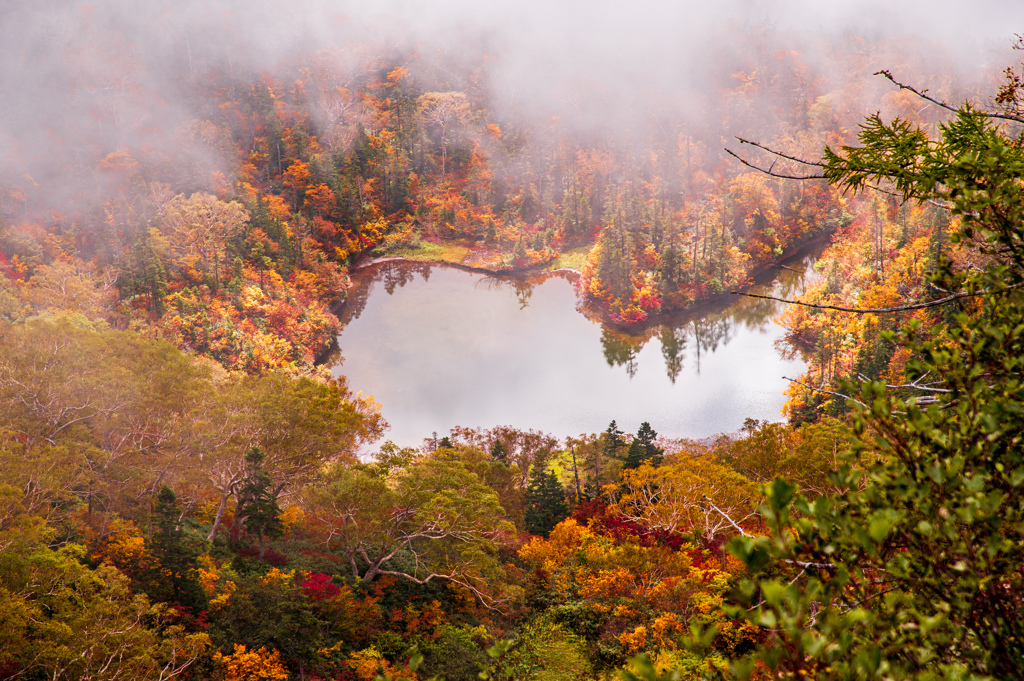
[856,372,951,393]
[725,149,826,180]
[847,584,900,610]
[731,282,1024,313]
[784,376,868,409]
[736,137,826,166]
[702,495,750,537]
[875,70,1024,125]
[703,494,836,569]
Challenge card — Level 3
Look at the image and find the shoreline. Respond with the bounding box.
[346,233,829,331]
[350,254,583,279]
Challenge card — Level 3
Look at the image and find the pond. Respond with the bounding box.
[330,252,817,448]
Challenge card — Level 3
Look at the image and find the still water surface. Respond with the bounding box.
[331,254,816,448]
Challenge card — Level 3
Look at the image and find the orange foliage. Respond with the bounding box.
[518,517,751,656]
[214,644,289,681]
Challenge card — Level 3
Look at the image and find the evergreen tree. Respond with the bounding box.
[148,485,206,611]
[524,460,570,538]
[237,448,283,560]
[623,439,646,471]
[490,439,508,464]
[637,422,664,465]
[602,420,625,462]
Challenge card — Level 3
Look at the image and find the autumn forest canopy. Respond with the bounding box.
[1,1,1024,679]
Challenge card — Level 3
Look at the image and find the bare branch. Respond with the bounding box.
[732,282,1024,314]
[875,69,1024,124]
[725,148,826,180]
[736,137,826,167]
[856,372,951,394]
[702,494,836,570]
[784,376,868,409]
[701,494,751,537]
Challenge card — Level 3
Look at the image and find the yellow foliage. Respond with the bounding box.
[579,566,637,602]
[519,518,593,572]
[347,646,412,681]
[99,527,152,573]
[197,554,221,597]
[265,194,292,221]
[619,625,647,653]
[280,505,304,530]
[610,460,759,541]
[209,580,236,610]
[650,613,686,649]
[214,644,289,681]
[259,567,295,588]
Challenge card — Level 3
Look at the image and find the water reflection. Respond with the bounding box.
[331,250,817,446]
[587,252,817,382]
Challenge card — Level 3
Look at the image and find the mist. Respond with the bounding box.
[0,0,1019,222]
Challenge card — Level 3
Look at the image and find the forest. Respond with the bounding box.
[1,1,1023,679]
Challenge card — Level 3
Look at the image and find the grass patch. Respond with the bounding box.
[383,240,472,265]
[378,239,591,274]
[552,246,592,271]
[498,619,594,681]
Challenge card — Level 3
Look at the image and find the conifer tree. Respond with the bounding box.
[623,422,664,470]
[148,485,206,611]
[490,439,508,464]
[237,448,284,560]
[524,459,570,537]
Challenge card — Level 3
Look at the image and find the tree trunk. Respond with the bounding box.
[207,492,230,543]
[571,447,582,502]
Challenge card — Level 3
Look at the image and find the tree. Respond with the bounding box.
[714,69,1024,679]
[0,543,208,680]
[584,420,626,497]
[25,259,102,316]
[720,418,847,498]
[623,422,664,470]
[304,449,516,608]
[609,458,758,544]
[448,425,559,489]
[235,448,284,559]
[158,192,249,287]
[490,439,508,464]
[148,485,206,611]
[214,644,289,681]
[524,458,570,537]
[0,316,216,525]
[203,373,384,543]
[417,91,470,177]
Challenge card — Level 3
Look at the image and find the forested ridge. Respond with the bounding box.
[1,3,1023,679]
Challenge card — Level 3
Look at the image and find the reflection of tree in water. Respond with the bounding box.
[728,295,780,333]
[725,256,813,333]
[338,261,434,327]
[660,326,687,383]
[600,328,643,378]
[336,254,819,382]
[476,275,534,310]
[690,314,733,372]
[511,279,533,309]
[381,261,432,295]
[602,313,732,380]
[645,256,817,380]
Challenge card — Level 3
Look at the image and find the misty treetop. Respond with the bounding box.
[0,2,1021,679]
[0,2,992,354]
